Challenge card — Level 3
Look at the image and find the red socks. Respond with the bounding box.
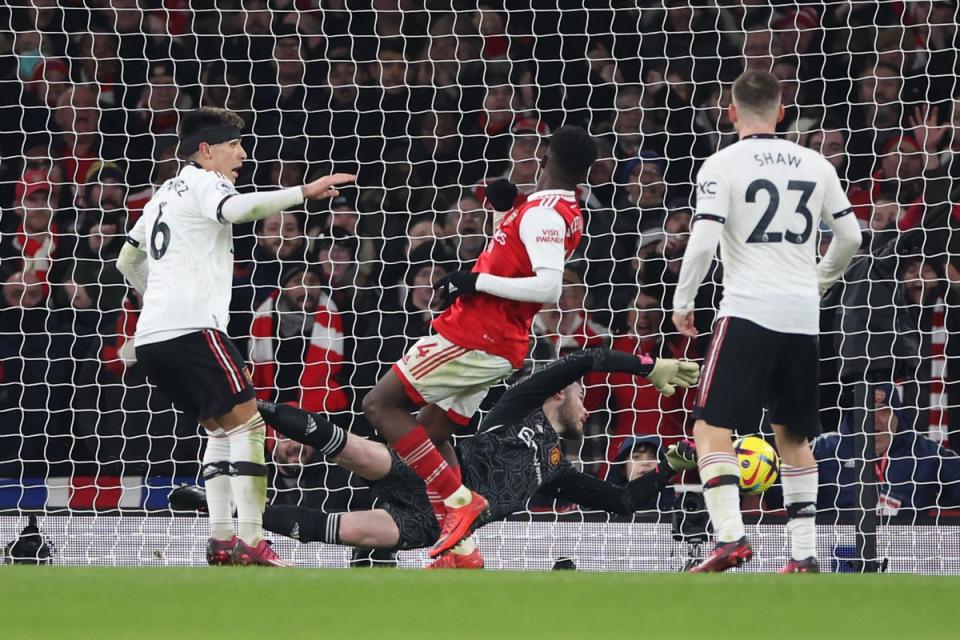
[392,425,462,502]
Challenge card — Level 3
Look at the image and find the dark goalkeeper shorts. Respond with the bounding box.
[692,316,820,441]
[373,453,441,551]
[136,329,255,421]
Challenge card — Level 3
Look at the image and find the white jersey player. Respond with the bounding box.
[116,107,353,567]
[671,71,862,573]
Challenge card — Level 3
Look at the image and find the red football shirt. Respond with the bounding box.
[432,189,583,367]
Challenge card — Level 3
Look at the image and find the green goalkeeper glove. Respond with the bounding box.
[647,359,700,397]
[664,439,698,472]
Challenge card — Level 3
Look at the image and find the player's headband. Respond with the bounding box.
[179,126,243,157]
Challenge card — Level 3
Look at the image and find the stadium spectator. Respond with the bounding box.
[814,385,960,513]
[229,212,307,350]
[249,265,348,415]
[800,124,848,178]
[690,82,737,154]
[597,291,690,476]
[607,435,676,511]
[847,134,925,220]
[52,85,111,188]
[351,246,451,402]
[533,270,609,358]
[0,270,72,475]
[615,150,668,233]
[741,28,783,72]
[410,110,468,199]
[493,117,548,193]
[59,212,126,324]
[611,85,644,159]
[442,191,489,264]
[19,57,71,136]
[846,61,904,182]
[0,181,60,289]
[131,60,188,141]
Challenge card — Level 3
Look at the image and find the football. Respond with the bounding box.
[734,436,780,494]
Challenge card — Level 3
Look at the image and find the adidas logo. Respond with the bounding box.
[290,523,300,540]
[305,416,317,435]
[797,505,817,516]
[227,464,238,475]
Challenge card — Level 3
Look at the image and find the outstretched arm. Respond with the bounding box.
[217,173,355,224]
[483,349,699,427]
[538,441,697,514]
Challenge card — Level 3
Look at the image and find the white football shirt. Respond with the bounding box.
[675,134,855,335]
[128,163,239,346]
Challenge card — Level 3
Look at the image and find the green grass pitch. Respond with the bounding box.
[0,567,954,640]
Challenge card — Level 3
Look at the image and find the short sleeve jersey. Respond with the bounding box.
[693,134,853,334]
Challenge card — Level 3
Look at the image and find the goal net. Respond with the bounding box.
[1,1,958,571]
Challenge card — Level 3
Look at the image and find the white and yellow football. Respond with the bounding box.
[734,435,779,494]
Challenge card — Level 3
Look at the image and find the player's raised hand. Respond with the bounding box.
[647,358,700,397]
[672,310,697,338]
[301,173,356,200]
[433,270,479,310]
[665,439,698,472]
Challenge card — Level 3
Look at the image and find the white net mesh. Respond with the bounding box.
[0,1,958,570]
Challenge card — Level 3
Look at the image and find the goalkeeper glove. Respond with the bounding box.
[434,271,479,310]
[664,439,697,472]
[647,358,700,397]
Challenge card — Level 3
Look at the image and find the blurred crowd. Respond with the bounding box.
[0,1,958,513]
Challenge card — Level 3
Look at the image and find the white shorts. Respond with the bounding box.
[392,334,515,425]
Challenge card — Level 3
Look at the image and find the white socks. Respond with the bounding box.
[782,464,818,560]
[201,433,234,541]
[443,485,473,508]
[228,413,268,545]
[699,453,745,543]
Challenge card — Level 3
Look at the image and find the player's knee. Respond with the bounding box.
[361,388,384,422]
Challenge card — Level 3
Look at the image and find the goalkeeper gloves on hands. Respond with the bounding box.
[648,359,700,397]
[664,439,698,472]
[434,271,479,310]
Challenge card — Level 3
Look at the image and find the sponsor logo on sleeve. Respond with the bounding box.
[697,180,717,198]
[536,228,564,244]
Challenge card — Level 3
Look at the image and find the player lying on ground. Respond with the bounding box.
[172,349,699,568]
[671,71,862,573]
[362,125,599,559]
[117,107,354,567]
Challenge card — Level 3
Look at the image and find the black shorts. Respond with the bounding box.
[135,329,255,421]
[693,316,820,441]
[373,454,440,551]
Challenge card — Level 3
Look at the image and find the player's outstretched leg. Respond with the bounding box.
[171,488,405,550]
[772,423,819,573]
[363,370,488,557]
[257,399,392,481]
[689,419,752,573]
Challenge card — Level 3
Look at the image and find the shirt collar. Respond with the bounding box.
[528,189,576,199]
[741,133,781,140]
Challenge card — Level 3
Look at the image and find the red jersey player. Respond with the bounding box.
[363,126,598,560]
